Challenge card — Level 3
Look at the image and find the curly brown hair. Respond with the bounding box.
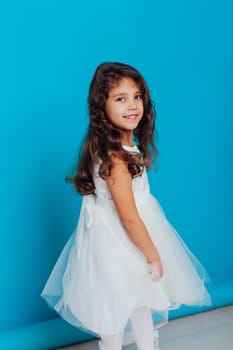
[67,62,158,195]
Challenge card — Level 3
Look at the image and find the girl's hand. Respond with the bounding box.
[147,260,163,282]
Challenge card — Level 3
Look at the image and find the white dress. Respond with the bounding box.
[41,145,211,338]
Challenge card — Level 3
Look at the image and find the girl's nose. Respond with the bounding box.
[128,99,137,110]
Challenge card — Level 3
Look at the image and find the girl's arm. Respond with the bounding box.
[106,157,163,277]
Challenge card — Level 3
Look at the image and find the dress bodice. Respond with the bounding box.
[93,167,150,199]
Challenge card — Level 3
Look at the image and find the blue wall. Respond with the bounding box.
[0,0,233,346]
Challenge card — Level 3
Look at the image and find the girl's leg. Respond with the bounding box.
[99,332,124,350]
[130,306,154,350]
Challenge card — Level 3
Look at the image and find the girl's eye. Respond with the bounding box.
[135,94,143,100]
[116,96,125,102]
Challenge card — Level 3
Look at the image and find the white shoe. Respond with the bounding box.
[154,329,160,349]
[98,340,104,350]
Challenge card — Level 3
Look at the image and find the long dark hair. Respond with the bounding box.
[67,62,158,195]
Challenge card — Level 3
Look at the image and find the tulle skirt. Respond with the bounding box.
[41,193,211,337]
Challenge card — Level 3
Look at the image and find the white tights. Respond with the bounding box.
[100,306,154,350]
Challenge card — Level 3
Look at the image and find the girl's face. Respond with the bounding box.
[105,78,144,140]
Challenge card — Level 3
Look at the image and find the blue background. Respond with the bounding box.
[0,0,233,348]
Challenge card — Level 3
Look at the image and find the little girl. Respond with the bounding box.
[42,62,211,350]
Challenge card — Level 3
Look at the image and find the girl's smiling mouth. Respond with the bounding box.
[123,114,138,119]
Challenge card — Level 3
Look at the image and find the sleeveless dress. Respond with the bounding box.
[41,145,211,339]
